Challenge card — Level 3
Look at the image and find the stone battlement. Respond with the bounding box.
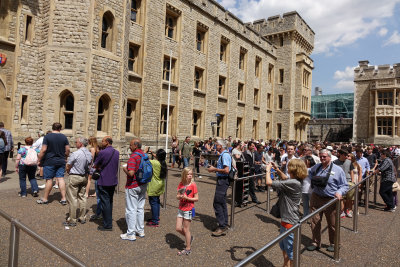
[354,60,400,81]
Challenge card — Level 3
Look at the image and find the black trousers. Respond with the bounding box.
[213,177,230,228]
[98,185,116,229]
[1,150,9,175]
[194,157,200,174]
[379,181,394,209]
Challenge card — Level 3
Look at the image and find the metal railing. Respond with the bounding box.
[0,209,86,267]
[235,171,379,267]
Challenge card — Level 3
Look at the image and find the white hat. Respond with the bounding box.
[326,146,333,151]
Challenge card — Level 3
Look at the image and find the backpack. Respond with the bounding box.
[134,152,153,184]
[220,151,237,182]
[24,146,38,166]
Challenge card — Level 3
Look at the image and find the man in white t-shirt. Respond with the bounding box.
[280,144,297,178]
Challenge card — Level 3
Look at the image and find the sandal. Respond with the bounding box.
[36,199,49,204]
[177,249,191,256]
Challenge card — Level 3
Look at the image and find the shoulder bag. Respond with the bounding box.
[92,149,116,180]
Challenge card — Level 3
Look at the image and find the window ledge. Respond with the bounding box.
[237,100,245,106]
[130,20,142,27]
[162,81,178,89]
[194,89,206,96]
[165,36,178,43]
[61,129,74,137]
[218,95,227,101]
[128,71,142,79]
[254,105,260,110]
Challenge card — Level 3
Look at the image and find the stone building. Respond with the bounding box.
[354,60,400,145]
[0,0,314,149]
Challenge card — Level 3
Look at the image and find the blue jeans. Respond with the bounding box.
[18,165,38,196]
[183,157,190,168]
[279,225,294,260]
[148,196,160,224]
[95,180,102,216]
[302,193,311,217]
[98,185,115,229]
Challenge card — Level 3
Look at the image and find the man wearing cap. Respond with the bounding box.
[64,137,92,226]
[307,149,348,253]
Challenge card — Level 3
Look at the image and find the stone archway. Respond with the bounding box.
[0,79,12,128]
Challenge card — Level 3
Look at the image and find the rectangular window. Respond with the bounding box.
[192,110,202,137]
[277,123,282,139]
[25,15,33,43]
[377,117,393,136]
[278,95,283,109]
[252,120,258,139]
[130,0,141,23]
[266,122,270,139]
[128,43,140,73]
[279,69,284,84]
[267,93,271,109]
[216,114,224,137]
[126,100,137,134]
[194,67,204,90]
[238,83,244,101]
[303,69,310,88]
[160,105,173,135]
[220,38,229,62]
[163,56,176,83]
[21,95,28,121]
[255,57,261,77]
[218,76,226,96]
[268,64,274,84]
[196,23,208,53]
[378,91,394,105]
[254,88,259,106]
[236,117,242,139]
[165,8,179,40]
[279,36,284,47]
[239,48,247,70]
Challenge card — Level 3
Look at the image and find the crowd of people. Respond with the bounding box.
[1,121,399,263]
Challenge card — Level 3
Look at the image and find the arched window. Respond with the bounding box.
[60,91,74,130]
[101,11,114,50]
[97,95,110,132]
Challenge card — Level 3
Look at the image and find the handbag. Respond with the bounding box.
[270,197,281,218]
[311,163,333,189]
[92,149,116,181]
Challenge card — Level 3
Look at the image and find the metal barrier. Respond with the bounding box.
[0,209,86,267]
[236,172,378,267]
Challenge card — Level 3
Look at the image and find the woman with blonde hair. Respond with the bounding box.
[85,136,99,198]
[266,159,308,267]
[346,153,362,218]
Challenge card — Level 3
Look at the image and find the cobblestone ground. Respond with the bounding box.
[0,160,399,266]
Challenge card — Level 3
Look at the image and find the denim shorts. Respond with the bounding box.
[279,225,294,260]
[43,165,65,179]
[177,209,193,220]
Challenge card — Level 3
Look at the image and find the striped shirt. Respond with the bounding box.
[0,128,13,151]
[126,149,144,189]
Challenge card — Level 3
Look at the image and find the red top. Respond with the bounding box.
[177,182,198,211]
[126,149,144,189]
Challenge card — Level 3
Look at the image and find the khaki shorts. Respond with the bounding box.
[344,182,356,200]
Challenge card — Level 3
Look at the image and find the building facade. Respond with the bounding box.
[0,0,314,148]
[354,60,400,145]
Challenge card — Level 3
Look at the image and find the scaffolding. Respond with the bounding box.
[311,93,354,119]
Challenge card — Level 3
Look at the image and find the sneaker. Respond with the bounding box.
[326,244,335,252]
[53,185,59,189]
[346,210,353,218]
[211,227,227,237]
[197,175,202,179]
[136,232,145,238]
[120,233,136,241]
[32,192,39,197]
[394,206,397,210]
[38,184,46,189]
[90,214,103,220]
[306,245,320,251]
[340,212,346,218]
[146,221,159,227]
[59,200,67,206]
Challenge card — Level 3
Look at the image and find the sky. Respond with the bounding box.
[217,0,400,95]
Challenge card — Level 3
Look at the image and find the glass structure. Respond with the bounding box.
[311,93,354,119]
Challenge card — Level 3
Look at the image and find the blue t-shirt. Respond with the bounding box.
[217,150,232,177]
[42,133,69,166]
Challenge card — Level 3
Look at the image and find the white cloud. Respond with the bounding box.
[378,27,388,36]
[217,0,400,54]
[383,31,400,46]
[333,66,356,93]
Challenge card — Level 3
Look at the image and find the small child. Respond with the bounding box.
[176,167,198,256]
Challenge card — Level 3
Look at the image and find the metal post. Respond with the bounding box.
[230,179,237,230]
[266,184,271,213]
[365,176,370,215]
[353,185,359,233]
[9,219,20,267]
[293,224,301,267]
[373,174,378,205]
[334,200,341,262]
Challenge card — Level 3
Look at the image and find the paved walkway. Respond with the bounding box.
[0,159,399,266]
